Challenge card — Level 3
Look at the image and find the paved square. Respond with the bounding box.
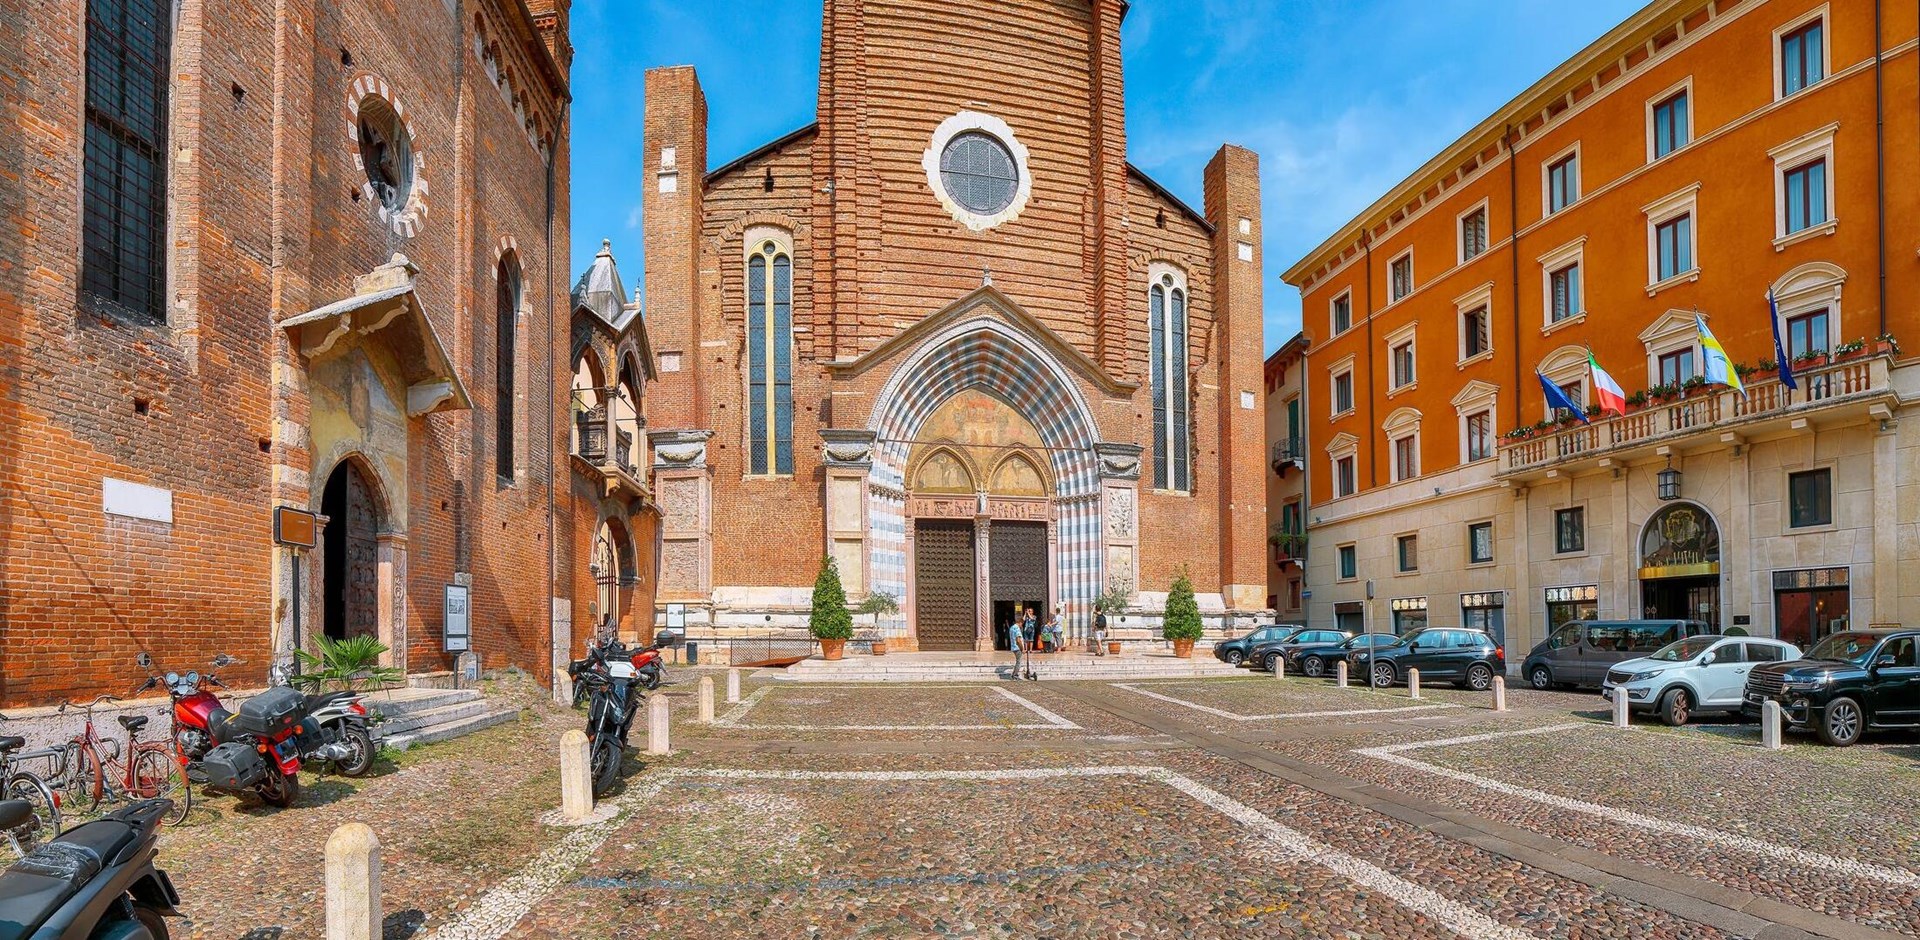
[447,766,1602,939]
[715,683,1081,731]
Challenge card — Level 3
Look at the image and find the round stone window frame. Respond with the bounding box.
[922,111,1033,233]
[345,73,430,238]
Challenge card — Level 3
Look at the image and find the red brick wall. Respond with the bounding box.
[0,0,581,705]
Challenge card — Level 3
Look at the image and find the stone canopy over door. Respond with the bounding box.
[284,255,470,670]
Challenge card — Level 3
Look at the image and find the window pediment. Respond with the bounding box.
[1382,406,1423,435]
[1451,380,1500,411]
[1638,308,1700,343]
[1325,431,1359,455]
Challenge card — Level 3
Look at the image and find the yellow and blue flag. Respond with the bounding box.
[1696,314,1743,394]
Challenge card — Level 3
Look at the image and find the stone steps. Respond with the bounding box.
[776,655,1244,683]
[360,687,519,751]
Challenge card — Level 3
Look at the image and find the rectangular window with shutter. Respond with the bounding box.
[1784,159,1828,233]
[1656,213,1693,281]
[1389,253,1413,302]
[1332,292,1352,334]
[1550,263,1581,322]
[1781,20,1825,96]
[1652,91,1688,159]
[1460,208,1488,261]
[1466,411,1492,462]
[1547,153,1578,213]
[1462,306,1488,358]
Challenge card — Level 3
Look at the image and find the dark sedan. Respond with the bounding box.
[1249,628,1354,673]
[1286,633,1398,678]
[1213,625,1302,666]
[1352,628,1504,691]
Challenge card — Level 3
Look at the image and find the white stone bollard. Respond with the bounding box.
[1407,669,1422,699]
[646,691,671,756]
[1272,655,1284,679]
[324,823,381,940]
[1612,689,1631,727]
[1335,660,1349,688]
[698,675,715,723]
[1491,676,1507,712]
[1761,700,1784,750]
[727,667,741,704]
[559,729,593,821]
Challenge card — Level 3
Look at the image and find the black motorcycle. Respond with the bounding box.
[0,798,180,940]
[568,641,640,797]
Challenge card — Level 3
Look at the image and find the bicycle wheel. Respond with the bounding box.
[58,741,105,816]
[4,772,60,851]
[130,748,191,826]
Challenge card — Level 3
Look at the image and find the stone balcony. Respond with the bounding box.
[1498,352,1896,481]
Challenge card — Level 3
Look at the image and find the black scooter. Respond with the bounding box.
[0,798,180,940]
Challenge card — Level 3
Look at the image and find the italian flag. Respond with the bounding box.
[1589,352,1627,416]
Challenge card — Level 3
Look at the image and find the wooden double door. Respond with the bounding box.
[913,519,1048,651]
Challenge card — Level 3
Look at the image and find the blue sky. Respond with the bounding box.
[569,0,1646,354]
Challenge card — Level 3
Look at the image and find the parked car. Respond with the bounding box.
[1742,629,1920,746]
[1249,628,1353,673]
[1286,633,1398,678]
[1352,628,1504,690]
[1213,625,1302,666]
[1600,635,1801,725]
[1523,619,1716,690]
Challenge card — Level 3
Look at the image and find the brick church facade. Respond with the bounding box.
[0,0,650,705]
[641,0,1269,648]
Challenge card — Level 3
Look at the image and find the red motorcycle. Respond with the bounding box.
[136,653,306,807]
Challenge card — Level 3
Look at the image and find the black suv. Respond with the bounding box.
[1742,629,1920,746]
[1213,625,1302,666]
[1352,628,1505,691]
[1285,632,1398,678]
[1249,628,1353,673]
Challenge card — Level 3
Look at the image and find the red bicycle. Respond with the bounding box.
[57,695,191,827]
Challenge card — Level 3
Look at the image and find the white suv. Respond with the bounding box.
[1601,635,1801,725]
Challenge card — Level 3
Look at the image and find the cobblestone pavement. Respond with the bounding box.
[138,669,1920,939]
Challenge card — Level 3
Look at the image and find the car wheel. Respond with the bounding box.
[1658,688,1691,726]
[1528,666,1553,691]
[1816,697,1864,747]
[1303,656,1326,678]
[1371,663,1395,688]
[1223,649,1245,666]
[1465,663,1494,691]
[1264,652,1282,674]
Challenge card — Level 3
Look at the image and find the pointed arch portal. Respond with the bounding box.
[866,317,1103,651]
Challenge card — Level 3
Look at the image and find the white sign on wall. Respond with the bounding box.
[102,477,173,524]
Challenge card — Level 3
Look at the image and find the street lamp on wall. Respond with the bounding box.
[1657,460,1682,501]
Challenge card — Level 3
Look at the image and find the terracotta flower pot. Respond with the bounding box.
[820,638,846,661]
[1172,638,1195,659]
[871,639,888,656]
[1107,641,1122,656]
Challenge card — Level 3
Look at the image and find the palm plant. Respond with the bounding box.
[292,634,404,693]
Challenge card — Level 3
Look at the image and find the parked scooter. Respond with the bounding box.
[135,654,307,807]
[0,798,180,940]
[267,663,376,777]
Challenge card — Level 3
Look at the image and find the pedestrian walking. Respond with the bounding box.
[1006,616,1026,680]
[1093,609,1108,656]
[1021,607,1038,680]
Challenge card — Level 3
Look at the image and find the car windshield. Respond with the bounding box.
[1805,632,1884,665]
[1649,636,1721,662]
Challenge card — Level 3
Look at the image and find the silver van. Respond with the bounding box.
[1521,619,1715,690]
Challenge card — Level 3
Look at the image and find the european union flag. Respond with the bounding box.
[1538,372,1590,423]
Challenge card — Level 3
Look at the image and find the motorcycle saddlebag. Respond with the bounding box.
[201,741,268,790]
[232,685,305,737]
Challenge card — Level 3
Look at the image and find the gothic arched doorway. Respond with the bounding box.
[321,458,384,642]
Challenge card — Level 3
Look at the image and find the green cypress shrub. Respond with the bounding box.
[809,555,854,641]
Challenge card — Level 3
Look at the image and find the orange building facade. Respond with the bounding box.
[639,0,1270,649]
[1284,0,1920,664]
[1265,334,1308,622]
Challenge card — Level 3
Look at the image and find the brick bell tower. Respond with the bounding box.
[1206,145,1268,613]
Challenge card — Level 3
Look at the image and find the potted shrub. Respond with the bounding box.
[1874,333,1900,356]
[1162,569,1203,659]
[292,634,403,693]
[855,591,899,655]
[809,555,854,660]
